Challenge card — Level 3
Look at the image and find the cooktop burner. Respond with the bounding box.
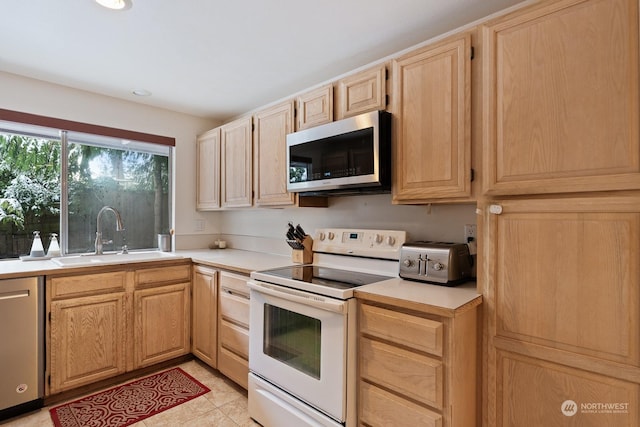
[261,265,392,290]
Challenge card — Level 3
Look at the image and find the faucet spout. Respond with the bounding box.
[95,206,125,254]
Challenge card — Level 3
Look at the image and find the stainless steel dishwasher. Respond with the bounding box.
[0,276,44,420]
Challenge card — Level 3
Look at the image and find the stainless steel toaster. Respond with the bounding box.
[399,242,473,286]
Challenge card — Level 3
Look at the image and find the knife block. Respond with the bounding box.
[292,236,313,264]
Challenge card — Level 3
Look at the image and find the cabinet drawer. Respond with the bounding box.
[359,381,442,427]
[219,285,250,327]
[360,337,443,409]
[219,271,249,296]
[135,264,190,288]
[218,346,248,389]
[50,271,128,299]
[219,318,249,359]
[360,303,443,356]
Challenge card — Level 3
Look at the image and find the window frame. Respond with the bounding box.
[0,108,175,257]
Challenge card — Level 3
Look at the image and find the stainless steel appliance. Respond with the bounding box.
[399,241,473,285]
[0,277,44,420]
[286,110,391,195]
[248,228,406,427]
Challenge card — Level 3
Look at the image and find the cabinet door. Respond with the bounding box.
[483,196,640,426]
[392,32,472,203]
[335,64,387,120]
[253,100,296,206]
[49,293,127,394]
[296,84,333,130]
[221,117,253,208]
[134,282,190,368]
[483,0,640,195]
[191,265,217,368]
[196,128,221,210]
[497,350,639,427]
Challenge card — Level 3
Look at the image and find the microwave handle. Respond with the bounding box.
[247,280,347,314]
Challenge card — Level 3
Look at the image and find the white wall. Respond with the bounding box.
[0,71,477,254]
[0,71,219,241]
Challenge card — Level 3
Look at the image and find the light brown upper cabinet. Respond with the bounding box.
[482,0,640,196]
[253,101,296,206]
[221,116,253,208]
[196,128,221,210]
[296,84,333,130]
[335,64,387,120]
[391,32,472,203]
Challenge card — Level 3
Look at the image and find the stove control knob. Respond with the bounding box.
[374,234,383,244]
[318,232,326,241]
[328,232,335,240]
[433,262,444,271]
[403,259,413,267]
[386,236,396,246]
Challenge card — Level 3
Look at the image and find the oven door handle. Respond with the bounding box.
[247,280,347,314]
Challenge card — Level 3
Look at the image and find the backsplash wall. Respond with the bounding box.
[198,194,477,254]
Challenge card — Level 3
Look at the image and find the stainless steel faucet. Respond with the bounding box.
[95,206,125,254]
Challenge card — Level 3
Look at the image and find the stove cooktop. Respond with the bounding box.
[251,265,393,299]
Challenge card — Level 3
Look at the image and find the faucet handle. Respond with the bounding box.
[121,245,129,254]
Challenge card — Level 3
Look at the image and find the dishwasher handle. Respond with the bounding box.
[0,289,30,301]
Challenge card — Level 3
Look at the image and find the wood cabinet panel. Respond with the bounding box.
[191,265,217,368]
[217,270,250,389]
[49,271,127,299]
[483,0,640,195]
[196,128,221,210]
[489,197,640,366]
[359,303,443,356]
[219,319,249,359]
[49,293,127,393]
[296,84,333,130]
[359,382,442,427]
[134,282,190,368]
[135,264,191,288]
[392,32,472,202]
[360,337,443,409]
[218,346,249,390]
[221,117,253,208]
[497,350,639,427]
[253,100,295,206]
[335,65,387,119]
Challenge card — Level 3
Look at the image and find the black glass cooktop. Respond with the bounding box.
[260,265,392,290]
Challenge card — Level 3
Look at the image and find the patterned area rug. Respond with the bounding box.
[49,368,210,427]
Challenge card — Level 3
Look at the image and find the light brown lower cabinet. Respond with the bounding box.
[217,271,250,389]
[46,262,191,396]
[356,296,479,427]
[191,265,218,368]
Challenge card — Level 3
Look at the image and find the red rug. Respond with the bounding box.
[49,367,210,427]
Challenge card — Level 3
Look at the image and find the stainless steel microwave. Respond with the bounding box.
[286,110,391,195]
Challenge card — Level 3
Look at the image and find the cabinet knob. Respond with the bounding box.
[489,204,503,215]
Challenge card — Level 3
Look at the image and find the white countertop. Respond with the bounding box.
[0,249,481,314]
[176,249,292,275]
[355,278,481,317]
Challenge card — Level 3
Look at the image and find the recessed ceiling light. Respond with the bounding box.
[95,0,132,10]
[132,89,152,97]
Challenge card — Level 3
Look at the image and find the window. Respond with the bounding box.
[0,119,171,259]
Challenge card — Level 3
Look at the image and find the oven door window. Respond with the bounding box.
[263,303,321,379]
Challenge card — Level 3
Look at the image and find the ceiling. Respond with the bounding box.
[0,0,525,121]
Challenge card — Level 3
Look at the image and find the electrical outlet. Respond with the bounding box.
[464,224,476,242]
[195,219,205,232]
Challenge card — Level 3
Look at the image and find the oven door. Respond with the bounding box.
[248,280,350,422]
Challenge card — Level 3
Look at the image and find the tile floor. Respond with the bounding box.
[0,360,259,427]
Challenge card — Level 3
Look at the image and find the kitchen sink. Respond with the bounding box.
[51,251,182,267]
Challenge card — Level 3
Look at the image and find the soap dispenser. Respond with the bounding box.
[47,233,60,257]
[30,231,45,258]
